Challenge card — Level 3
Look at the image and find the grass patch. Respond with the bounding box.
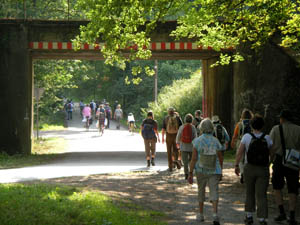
[0,183,167,225]
[224,148,236,163]
[0,138,66,169]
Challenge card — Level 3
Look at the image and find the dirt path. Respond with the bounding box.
[34,163,300,225]
[27,108,300,224]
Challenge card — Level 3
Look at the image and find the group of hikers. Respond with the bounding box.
[140,107,300,225]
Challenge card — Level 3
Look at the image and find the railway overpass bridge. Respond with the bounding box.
[0,19,299,154]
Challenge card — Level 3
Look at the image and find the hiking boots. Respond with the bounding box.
[174,160,182,169]
[147,160,150,167]
[274,214,287,222]
[151,158,155,166]
[244,216,254,225]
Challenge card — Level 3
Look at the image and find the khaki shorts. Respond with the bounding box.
[196,173,220,202]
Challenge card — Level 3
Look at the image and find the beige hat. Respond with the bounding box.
[211,115,220,123]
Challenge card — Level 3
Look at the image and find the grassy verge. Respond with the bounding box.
[35,110,66,131]
[0,137,66,169]
[0,183,166,225]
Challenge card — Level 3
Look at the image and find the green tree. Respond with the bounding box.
[74,0,300,66]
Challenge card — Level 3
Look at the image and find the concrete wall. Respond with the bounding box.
[202,58,233,133]
[0,24,33,154]
[233,43,300,132]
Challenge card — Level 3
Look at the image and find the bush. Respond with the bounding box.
[144,70,202,127]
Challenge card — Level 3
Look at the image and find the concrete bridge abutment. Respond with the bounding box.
[0,23,33,155]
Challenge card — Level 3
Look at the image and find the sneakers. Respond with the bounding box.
[196,214,204,222]
[274,214,287,222]
[147,160,150,167]
[244,216,254,225]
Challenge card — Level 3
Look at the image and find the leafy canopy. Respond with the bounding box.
[74,0,300,66]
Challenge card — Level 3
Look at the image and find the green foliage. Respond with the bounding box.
[73,0,300,67]
[145,70,202,128]
[0,0,84,19]
[0,183,166,225]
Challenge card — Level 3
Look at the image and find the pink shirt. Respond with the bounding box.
[82,106,91,117]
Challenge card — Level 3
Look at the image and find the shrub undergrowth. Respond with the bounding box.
[144,70,202,127]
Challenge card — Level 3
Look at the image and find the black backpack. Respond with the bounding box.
[214,124,225,144]
[247,133,269,167]
[142,123,156,140]
[240,119,251,137]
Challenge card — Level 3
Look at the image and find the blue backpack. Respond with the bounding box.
[142,124,156,140]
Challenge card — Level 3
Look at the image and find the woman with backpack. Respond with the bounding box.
[141,111,160,167]
[188,118,223,225]
[176,114,198,180]
[234,114,273,225]
[231,108,254,183]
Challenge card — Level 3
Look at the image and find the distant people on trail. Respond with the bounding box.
[82,104,92,129]
[66,100,73,120]
[90,100,96,117]
[161,107,183,172]
[192,110,203,136]
[79,100,85,116]
[114,104,123,129]
[235,114,272,225]
[176,113,198,180]
[231,108,254,184]
[269,109,300,225]
[113,101,119,118]
[96,104,106,135]
[141,111,160,167]
[104,103,112,128]
[127,113,135,133]
[188,118,223,225]
[212,115,230,156]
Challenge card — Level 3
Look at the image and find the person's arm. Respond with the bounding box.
[162,118,166,144]
[234,142,245,176]
[188,147,198,184]
[223,127,230,150]
[176,126,182,148]
[217,150,224,169]
[231,124,240,148]
[154,122,160,143]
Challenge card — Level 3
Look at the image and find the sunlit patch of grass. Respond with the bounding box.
[0,183,167,225]
[33,137,66,154]
[40,124,65,131]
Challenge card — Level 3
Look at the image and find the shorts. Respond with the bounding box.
[196,172,220,202]
[271,155,299,195]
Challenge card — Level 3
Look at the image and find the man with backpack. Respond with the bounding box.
[235,114,273,225]
[66,100,73,120]
[192,110,203,136]
[212,115,230,156]
[176,113,198,179]
[231,108,254,183]
[269,109,300,225]
[162,107,183,172]
[141,111,160,167]
[104,103,112,128]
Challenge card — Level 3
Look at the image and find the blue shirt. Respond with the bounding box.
[192,133,223,174]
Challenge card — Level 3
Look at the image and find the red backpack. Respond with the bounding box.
[181,124,193,143]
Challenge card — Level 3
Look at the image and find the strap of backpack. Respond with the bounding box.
[279,125,287,163]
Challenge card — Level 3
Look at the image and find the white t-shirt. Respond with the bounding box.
[241,132,273,164]
[128,115,135,122]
